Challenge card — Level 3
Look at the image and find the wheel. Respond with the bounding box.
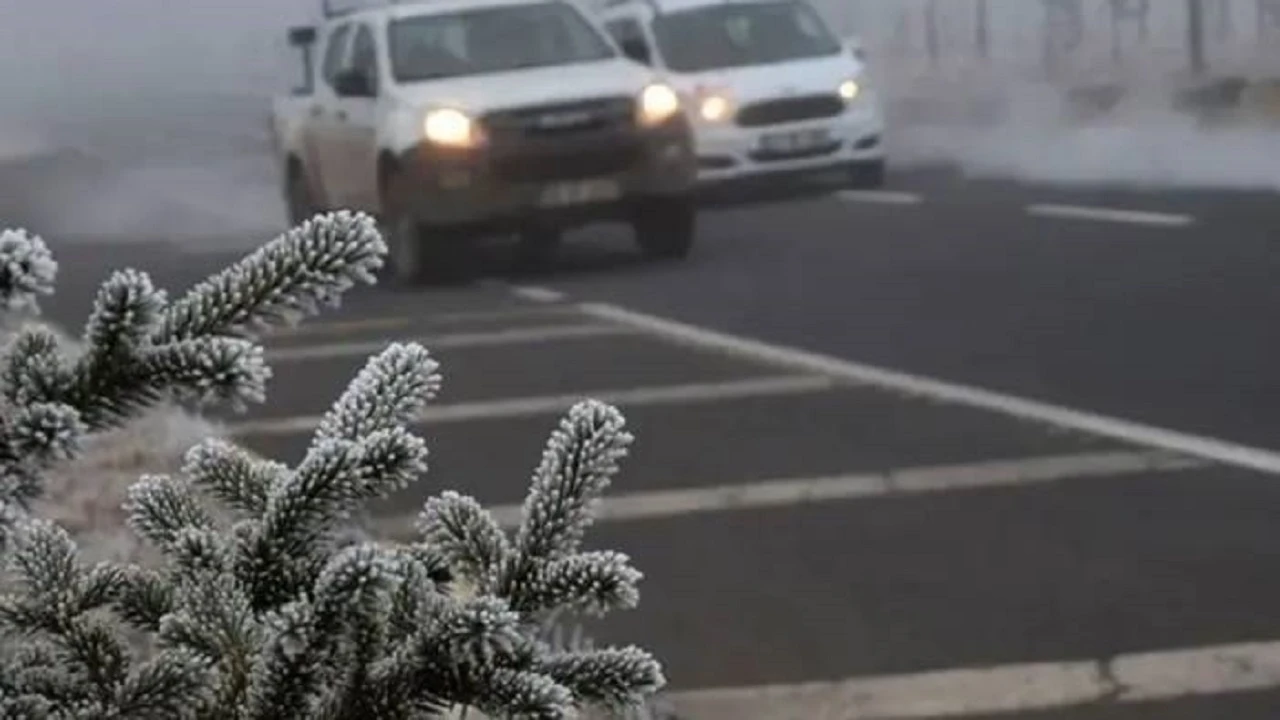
[381,164,447,285]
[285,162,317,226]
[383,216,476,286]
[848,159,887,189]
[384,212,428,286]
[633,198,696,260]
[513,226,562,273]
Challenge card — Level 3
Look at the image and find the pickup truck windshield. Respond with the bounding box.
[388,1,617,82]
[651,0,841,73]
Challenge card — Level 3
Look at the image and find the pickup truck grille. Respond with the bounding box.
[482,96,636,139]
[482,96,642,182]
[491,142,642,183]
[735,94,845,127]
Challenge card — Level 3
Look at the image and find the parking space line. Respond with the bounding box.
[378,450,1197,538]
[266,316,413,339]
[267,306,586,340]
[223,374,835,438]
[579,302,1280,475]
[265,323,636,363]
[663,638,1280,720]
[837,189,924,205]
[510,285,567,303]
[1026,203,1194,227]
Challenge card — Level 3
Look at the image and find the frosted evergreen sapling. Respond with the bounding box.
[0,213,664,718]
[0,212,388,537]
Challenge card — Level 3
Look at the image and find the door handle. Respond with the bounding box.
[336,110,348,122]
[309,105,323,118]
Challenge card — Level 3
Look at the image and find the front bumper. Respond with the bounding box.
[392,118,695,234]
[692,103,885,186]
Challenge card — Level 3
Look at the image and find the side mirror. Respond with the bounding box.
[845,37,867,63]
[334,69,376,97]
[618,37,652,65]
[288,25,318,47]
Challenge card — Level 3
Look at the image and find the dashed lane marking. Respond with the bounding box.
[223,374,835,438]
[837,189,925,205]
[579,302,1280,475]
[1026,203,1194,227]
[663,638,1280,719]
[377,450,1200,539]
[265,323,636,363]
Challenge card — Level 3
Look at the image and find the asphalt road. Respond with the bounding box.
[26,165,1280,718]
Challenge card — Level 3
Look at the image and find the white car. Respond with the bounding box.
[270,0,699,282]
[597,0,886,189]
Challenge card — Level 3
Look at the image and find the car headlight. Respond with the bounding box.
[638,83,681,126]
[697,91,734,122]
[424,108,482,147]
[838,79,860,101]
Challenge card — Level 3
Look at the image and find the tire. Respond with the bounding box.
[381,169,478,285]
[513,227,562,273]
[285,162,317,227]
[848,159,887,189]
[384,212,428,286]
[633,198,696,260]
[379,165,430,285]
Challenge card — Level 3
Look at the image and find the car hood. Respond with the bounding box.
[674,54,862,104]
[391,58,657,114]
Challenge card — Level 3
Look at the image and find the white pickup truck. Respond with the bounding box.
[269,0,699,282]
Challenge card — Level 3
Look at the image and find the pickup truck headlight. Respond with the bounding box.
[838,79,860,101]
[424,108,482,147]
[638,83,681,126]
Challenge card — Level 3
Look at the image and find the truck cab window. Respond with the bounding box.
[345,25,379,96]
[387,1,616,82]
[322,24,353,87]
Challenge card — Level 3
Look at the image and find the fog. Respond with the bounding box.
[1,0,1279,245]
[885,83,1280,190]
[840,0,1280,190]
[0,0,317,241]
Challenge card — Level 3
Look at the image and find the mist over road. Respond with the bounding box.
[0,0,319,241]
[3,0,1280,246]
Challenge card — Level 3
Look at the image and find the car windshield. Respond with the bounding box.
[651,0,841,73]
[388,1,617,82]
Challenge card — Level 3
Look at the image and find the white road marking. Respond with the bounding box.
[579,302,1280,476]
[1026,203,1193,227]
[266,316,413,339]
[224,374,834,438]
[837,189,924,205]
[510,285,567,303]
[663,638,1280,719]
[267,306,585,340]
[265,324,635,363]
[377,450,1198,539]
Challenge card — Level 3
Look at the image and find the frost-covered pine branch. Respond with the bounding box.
[0,212,386,543]
[0,334,664,718]
[0,229,57,316]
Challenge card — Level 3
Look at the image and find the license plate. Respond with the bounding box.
[757,128,832,154]
[538,178,621,207]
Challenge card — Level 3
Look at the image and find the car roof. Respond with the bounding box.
[331,0,581,23]
[603,0,793,17]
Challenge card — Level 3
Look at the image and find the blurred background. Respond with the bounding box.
[3,0,1280,243]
